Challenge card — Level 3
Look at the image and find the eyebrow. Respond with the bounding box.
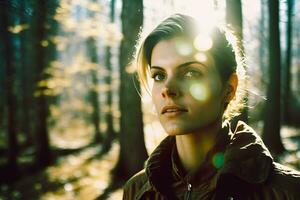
[150,61,207,70]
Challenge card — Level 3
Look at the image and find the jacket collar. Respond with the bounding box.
[145,136,175,198]
[170,122,232,185]
[144,121,273,196]
[219,121,273,184]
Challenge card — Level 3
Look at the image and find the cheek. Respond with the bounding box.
[185,98,222,128]
[186,81,223,115]
[185,79,213,104]
[151,86,161,111]
[185,74,222,103]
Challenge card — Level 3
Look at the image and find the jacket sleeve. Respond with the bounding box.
[122,169,148,200]
[122,181,134,200]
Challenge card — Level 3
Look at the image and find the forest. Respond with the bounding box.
[0,0,300,199]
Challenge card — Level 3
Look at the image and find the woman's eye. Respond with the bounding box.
[151,73,166,82]
[183,70,202,79]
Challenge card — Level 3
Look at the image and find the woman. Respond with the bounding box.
[123,14,300,200]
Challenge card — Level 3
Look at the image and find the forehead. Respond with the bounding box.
[150,38,214,69]
[151,38,192,64]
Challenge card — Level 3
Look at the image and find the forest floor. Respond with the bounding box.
[0,142,122,200]
[0,122,299,200]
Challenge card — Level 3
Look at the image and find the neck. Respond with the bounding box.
[175,119,222,172]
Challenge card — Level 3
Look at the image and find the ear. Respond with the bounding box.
[224,73,238,103]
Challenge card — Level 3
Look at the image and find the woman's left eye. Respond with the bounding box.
[183,70,202,78]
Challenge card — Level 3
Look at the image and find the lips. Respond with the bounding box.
[161,105,188,115]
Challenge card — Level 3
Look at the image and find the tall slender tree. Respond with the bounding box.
[282,0,294,123]
[113,0,148,183]
[0,50,4,135]
[226,0,243,37]
[259,0,268,82]
[226,0,248,125]
[102,0,116,153]
[262,0,285,155]
[87,0,102,143]
[0,1,19,177]
[32,0,53,168]
[297,27,300,95]
[19,0,34,146]
[86,0,102,143]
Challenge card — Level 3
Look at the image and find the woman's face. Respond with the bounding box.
[150,38,226,136]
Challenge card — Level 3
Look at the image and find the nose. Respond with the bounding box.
[161,80,180,98]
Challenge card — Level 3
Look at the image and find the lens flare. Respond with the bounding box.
[194,52,207,62]
[213,152,224,169]
[189,82,209,101]
[175,39,193,56]
[194,34,213,51]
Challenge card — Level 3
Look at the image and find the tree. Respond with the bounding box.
[84,0,102,144]
[282,0,294,123]
[226,0,248,125]
[113,0,148,183]
[262,0,285,156]
[86,20,102,144]
[0,0,19,178]
[32,0,54,168]
[102,0,116,153]
[19,0,34,146]
[87,45,102,143]
[259,0,268,82]
[226,0,243,38]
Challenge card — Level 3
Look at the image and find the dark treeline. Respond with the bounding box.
[0,0,59,179]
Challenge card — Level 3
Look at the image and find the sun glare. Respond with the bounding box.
[242,0,261,21]
[194,52,208,62]
[175,39,193,56]
[171,1,222,53]
[189,82,210,102]
[193,34,213,51]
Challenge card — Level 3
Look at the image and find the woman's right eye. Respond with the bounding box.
[183,69,203,79]
[151,72,166,82]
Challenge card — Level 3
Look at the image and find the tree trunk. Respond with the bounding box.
[86,38,102,143]
[113,0,148,183]
[259,0,268,84]
[282,0,294,123]
[86,0,102,143]
[32,0,52,168]
[20,0,34,146]
[226,0,243,37]
[102,0,116,153]
[226,0,248,126]
[297,28,300,94]
[92,72,102,143]
[262,0,285,156]
[0,1,19,177]
[297,28,300,97]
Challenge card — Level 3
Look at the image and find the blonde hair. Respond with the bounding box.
[134,14,247,120]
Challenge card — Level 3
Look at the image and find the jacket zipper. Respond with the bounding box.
[186,183,192,200]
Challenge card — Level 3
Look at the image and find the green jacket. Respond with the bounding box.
[123,121,300,200]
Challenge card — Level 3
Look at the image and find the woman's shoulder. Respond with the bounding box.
[265,162,300,197]
[123,169,153,199]
[270,162,300,185]
[124,169,148,189]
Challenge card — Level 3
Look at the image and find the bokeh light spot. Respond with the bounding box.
[213,152,224,169]
[41,40,49,47]
[194,52,207,62]
[175,39,193,56]
[189,83,209,102]
[194,34,213,51]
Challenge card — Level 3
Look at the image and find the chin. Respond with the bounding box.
[163,121,217,136]
[164,125,192,136]
[164,127,181,136]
